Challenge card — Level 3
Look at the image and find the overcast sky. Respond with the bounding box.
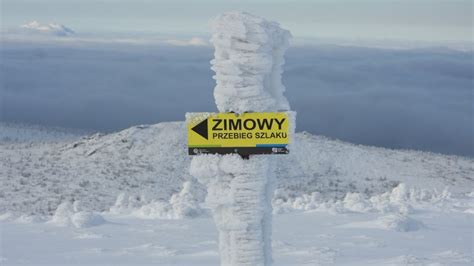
[1,0,472,43]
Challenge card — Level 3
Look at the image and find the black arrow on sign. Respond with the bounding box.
[191,118,208,140]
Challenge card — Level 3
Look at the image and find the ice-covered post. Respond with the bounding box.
[190,12,292,266]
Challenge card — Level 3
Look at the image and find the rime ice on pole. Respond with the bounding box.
[210,11,291,113]
[190,12,292,266]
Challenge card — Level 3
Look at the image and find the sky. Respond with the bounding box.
[1,0,473,43]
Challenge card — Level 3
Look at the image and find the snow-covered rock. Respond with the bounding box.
[110,180,206,219]
[169,180,205,218]
[49,202,106,228]
[272,183,462,216]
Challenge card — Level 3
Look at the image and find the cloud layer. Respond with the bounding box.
[0,41,472,156]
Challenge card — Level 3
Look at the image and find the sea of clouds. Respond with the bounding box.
[0,28,472,156]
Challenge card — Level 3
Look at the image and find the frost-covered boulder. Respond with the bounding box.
[50,202,106,228]
[109,180,206,219]
[343,193,372,213]
[50,202,74,226]
[169,180,205,218]
[109,193,147,215]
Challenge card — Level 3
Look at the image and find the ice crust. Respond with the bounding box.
[190,12,293,266]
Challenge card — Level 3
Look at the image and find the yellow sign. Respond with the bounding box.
[186,112,290,155]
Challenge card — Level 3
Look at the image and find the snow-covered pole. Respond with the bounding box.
[191,12,292,266]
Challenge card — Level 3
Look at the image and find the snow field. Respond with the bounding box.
[1,195,472,265]
[0,122,473,265]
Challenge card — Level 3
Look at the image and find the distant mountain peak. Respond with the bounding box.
[20,21,75,36]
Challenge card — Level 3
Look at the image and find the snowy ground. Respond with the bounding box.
[2,201,473,265]
[1,122,473,265]
[1,122,472,216]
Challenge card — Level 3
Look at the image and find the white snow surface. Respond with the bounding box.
[1,196,473,265]
[1,122,474,265]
